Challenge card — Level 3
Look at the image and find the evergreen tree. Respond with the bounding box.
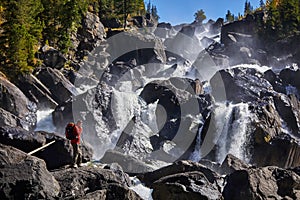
[151,5,159,21]
[225,10,235,22]
[146,0,151,14]
[0,0,44,78]
[194,9,206,24]
[260,0,265,8]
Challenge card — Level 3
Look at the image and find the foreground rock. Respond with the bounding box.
[0,74,36,129]
[52,165,141,199]
[0,126,93,170]
[223,166,300,200]
[0,144,60,199]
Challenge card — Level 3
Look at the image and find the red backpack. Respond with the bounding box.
[65,122,76,140]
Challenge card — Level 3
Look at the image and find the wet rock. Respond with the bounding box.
[223,166,300,200]
[0,75,37,129]
[0,144,60,199]
[52,165,141,199]
[35,67,78,105]
[210,67,273,103]
[0,108,18,127]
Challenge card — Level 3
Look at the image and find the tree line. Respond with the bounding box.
[0,0,156,80]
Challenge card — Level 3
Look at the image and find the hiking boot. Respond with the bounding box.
[78,163,83,167]
[72,164,78,168]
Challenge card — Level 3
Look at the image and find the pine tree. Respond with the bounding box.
[225,10,235,22]
[260,0,265,8]
[0,0,44,78]
[194,9,206,24]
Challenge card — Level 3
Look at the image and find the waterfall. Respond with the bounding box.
[35,109,56,133]
[215,103,251,163]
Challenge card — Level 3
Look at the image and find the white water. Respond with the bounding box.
[215,103,251,163]
[35,109,56,133]
[130,177,153,200]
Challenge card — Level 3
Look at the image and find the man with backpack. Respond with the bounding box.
[66,120,83,168]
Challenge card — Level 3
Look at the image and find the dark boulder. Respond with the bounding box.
[0,108,18,128]
[223,166,300,200]
[210,67,273,103]
[0,144,60,199]
[152,171,223,200]
[51,165,141,199]
[0,126,46,153]
[38,45,67,69]
[100,150,155,174]
[220,154,250,175]
[35,67,79,105]
[0,75,37,129]
[101,18,122,29]
[34,131,93,170]
[15,73,58,109]
[279,68,300,91]
[138,160,221,188]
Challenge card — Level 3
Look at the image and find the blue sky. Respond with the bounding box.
[148,0,260,25]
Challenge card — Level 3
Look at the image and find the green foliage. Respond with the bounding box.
[194,9,206,24]
[0,0,43,79]
[264,0,300,39]
[225,10,235,22]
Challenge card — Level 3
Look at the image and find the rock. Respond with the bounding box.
[210,67,273,103]
[0,126,46,153]
[35,67,79,105]
[75,11,106,59]
[152,171,223,200]
[52,165,141,199]
[279,68,300,91]
[251,134,300,168]
[15,73,58,109]
[39,45,67,69]
[223,166,300,200]
[0,108,18,127]
[100,150,155,174]
[0,75,37,129]
[106,31,166,65]
[34,131,93,170]
[138,160,221,188]
[220,154,250,175]
[101,18,122,29]
[0,144,60,199]
[273,94,300,134]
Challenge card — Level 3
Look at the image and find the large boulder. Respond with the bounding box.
[0,108,18,127]
[0,126,46,153]
[152,171,223,200]
[75,11,106,59]
[100,150,156,174]
[15,73,58,109]
[0,75,36,129]
[34,131,93,170]
[0,144,60,199]
[210,67,273,103]
[223,166,300,200]
[35,67,79,105]
[220,154,250,175]
[52,165,141,199]
[138,160,222,188]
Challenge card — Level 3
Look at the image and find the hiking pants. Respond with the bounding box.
[72,143,82,165]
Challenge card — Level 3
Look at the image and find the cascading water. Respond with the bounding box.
[35,109,56,133]
[215,103,251,163]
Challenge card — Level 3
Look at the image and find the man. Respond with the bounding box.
[71,120,83,168]
[193,78,204,95]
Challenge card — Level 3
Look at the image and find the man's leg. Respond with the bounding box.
[76,145,82,166]
[72,143,79,167]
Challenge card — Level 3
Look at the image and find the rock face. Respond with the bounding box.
[223,166,300,200]
[75,11,106,59]
[0,144,60,199]
[52,165,141,199]
[35,67,78,105]
[0,75,36,129]
[39,45,67,69]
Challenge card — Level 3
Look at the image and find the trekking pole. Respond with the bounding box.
[27,140,55,155]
